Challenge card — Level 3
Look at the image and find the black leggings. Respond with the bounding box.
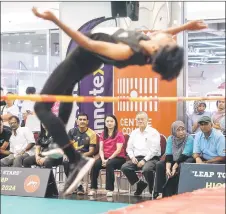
[90,157,126,191]
[34,47,102,162]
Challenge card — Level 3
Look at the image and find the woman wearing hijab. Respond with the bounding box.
[211,100,225,134]
[154,121,194,199]
[187,100,211,134]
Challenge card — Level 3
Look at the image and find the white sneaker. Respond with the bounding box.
[106,191,113,197]
[156,193,163,199]
[88,190,97,196]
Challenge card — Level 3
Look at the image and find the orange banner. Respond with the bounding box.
[113,64,177,137]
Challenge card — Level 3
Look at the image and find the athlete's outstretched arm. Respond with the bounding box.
[32,7,133,60]
[159,20,207,35]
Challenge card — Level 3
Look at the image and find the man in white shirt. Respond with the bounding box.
[0,115,35,167]
[21,87,36,125]
[0,92,19,127]
[121,112,161,196]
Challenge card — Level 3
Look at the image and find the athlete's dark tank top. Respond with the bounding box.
[87,27,152,68]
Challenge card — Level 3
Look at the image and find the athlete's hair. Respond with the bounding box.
[151,45,184,81]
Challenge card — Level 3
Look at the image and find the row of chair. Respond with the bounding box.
[87,133,167,197]
[33,132,167,196]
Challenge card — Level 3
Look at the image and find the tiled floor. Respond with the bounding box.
[1,195,129,214]
[63,192,152,204]
[2,174,153,214]
[56,173,153,204]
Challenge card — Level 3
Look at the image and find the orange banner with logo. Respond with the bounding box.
[113,65,177,137]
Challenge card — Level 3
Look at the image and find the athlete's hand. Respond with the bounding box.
[32,7,58,22]
[185,20,208,31]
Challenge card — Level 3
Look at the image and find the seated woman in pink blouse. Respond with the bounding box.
[88,115,126,197]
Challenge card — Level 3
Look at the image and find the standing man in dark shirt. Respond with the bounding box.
[63,113,96,195]
[0,117,12,159]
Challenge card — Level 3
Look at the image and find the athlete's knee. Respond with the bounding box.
[34,102,44,114]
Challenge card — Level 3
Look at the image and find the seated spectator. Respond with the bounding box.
[0,116,35,167]
[0,92,19,127]
[211,100,225,134]
[154,121,194,199]
[0,117,12,159]
[187,101,211,134]
[88,115,126,197]
[63,113,96,195]
[23,123,63,169]
[121,112,161,196]
[193,116,225,164]
[21,87,36,127]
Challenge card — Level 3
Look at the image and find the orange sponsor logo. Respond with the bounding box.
[24,175,40,193]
